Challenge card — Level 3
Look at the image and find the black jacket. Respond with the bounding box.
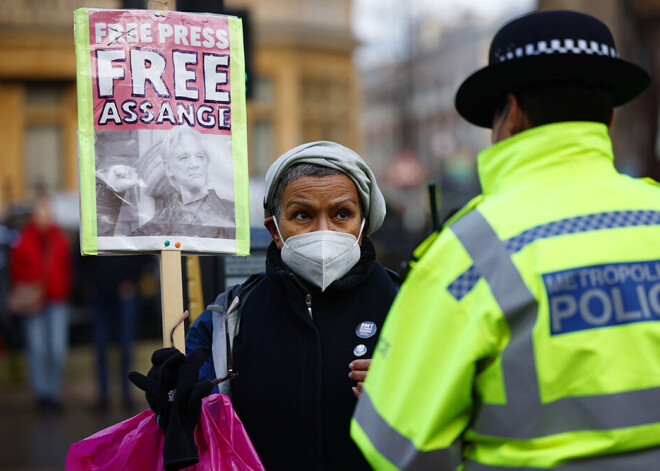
[186,238,398,470]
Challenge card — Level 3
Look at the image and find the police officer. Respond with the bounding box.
[352,10,660,470]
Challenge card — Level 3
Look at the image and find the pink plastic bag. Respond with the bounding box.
[66,394,264,471]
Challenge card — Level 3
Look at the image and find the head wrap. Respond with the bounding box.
[263,141,386,235]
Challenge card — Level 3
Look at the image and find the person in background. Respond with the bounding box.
[352,10,660,470]
[10,195,71,412]
[80,254,145,412]
[0,220,20,383]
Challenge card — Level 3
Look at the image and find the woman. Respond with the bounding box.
[185,141,399,470]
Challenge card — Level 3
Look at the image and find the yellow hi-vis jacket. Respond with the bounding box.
[351,122,660,470]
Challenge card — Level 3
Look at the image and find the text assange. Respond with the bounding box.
[94,22,232,130]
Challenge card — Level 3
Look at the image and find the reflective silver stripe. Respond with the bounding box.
[450,210,660,439]
[448,210,660,300]
[451,210,541,424]
[474,384,660,438]
[353,391,462,470]
[463,445,660,470]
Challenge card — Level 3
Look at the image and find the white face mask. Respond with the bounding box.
[273,218,366,291]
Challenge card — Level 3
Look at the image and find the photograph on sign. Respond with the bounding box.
[75,8,249,255]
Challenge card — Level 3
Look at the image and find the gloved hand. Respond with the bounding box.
[128,347,186,431]
[163,347,214,471]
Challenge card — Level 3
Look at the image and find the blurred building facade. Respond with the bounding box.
[359,0,660,239]
[361,16,496,230]
[227,0,360,176]
[0,0,361,215]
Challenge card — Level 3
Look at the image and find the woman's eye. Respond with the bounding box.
[337,210,350,219]
[294,212,309,220]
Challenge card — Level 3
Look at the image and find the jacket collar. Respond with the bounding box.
[477,121,616,196]
[265,237,376,294]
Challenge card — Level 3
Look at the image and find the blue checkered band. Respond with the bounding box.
[447,264,482,300]
[495,38,619,63]
[448,210,660,301]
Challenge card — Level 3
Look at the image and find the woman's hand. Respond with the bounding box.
[348,359,372,399]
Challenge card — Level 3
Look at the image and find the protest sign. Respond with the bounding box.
[74,8,249,256]
[75,7,250,350]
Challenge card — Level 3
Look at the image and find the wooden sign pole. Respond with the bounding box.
[160,250,185,352]
[186,255,204,324]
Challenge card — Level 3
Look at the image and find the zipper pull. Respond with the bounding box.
[305,293,313,319]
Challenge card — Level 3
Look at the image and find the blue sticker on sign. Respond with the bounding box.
[356,321,377,339]
[544,260,660,335]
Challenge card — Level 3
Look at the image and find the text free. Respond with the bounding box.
[96,48,229,103]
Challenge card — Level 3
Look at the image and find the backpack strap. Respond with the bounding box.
[209,272,266,396]
[384,267,402,288]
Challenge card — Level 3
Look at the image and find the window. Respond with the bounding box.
[24,82,65,194]
[301,76,351,145]
[25,125,62,192]
[250,120,274,177]
[247,76,275,178]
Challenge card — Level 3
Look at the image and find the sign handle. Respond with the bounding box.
[186,255,204,325]
[160,250,185,352]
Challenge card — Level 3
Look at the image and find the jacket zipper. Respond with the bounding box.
[289,273,314,320]
[305,293,313,319]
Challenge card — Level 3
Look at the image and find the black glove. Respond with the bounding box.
[163,347,214,471]
[128,347,186,431]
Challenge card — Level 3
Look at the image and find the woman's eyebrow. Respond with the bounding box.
[330,198,358,208]
[284,197,358,210]
[285,200,314,209]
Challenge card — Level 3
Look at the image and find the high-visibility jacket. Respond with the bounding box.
[351,122,660,470]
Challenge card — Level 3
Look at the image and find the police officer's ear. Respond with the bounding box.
[264,216,284,250]
[492,93,532,143]
[607,110,614,130]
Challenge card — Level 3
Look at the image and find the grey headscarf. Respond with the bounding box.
[263,141,386,236]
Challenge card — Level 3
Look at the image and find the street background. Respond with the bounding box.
[1,0,659,469]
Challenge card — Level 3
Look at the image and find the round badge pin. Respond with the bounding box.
[356,321,377,339]
[353,344,367,357]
